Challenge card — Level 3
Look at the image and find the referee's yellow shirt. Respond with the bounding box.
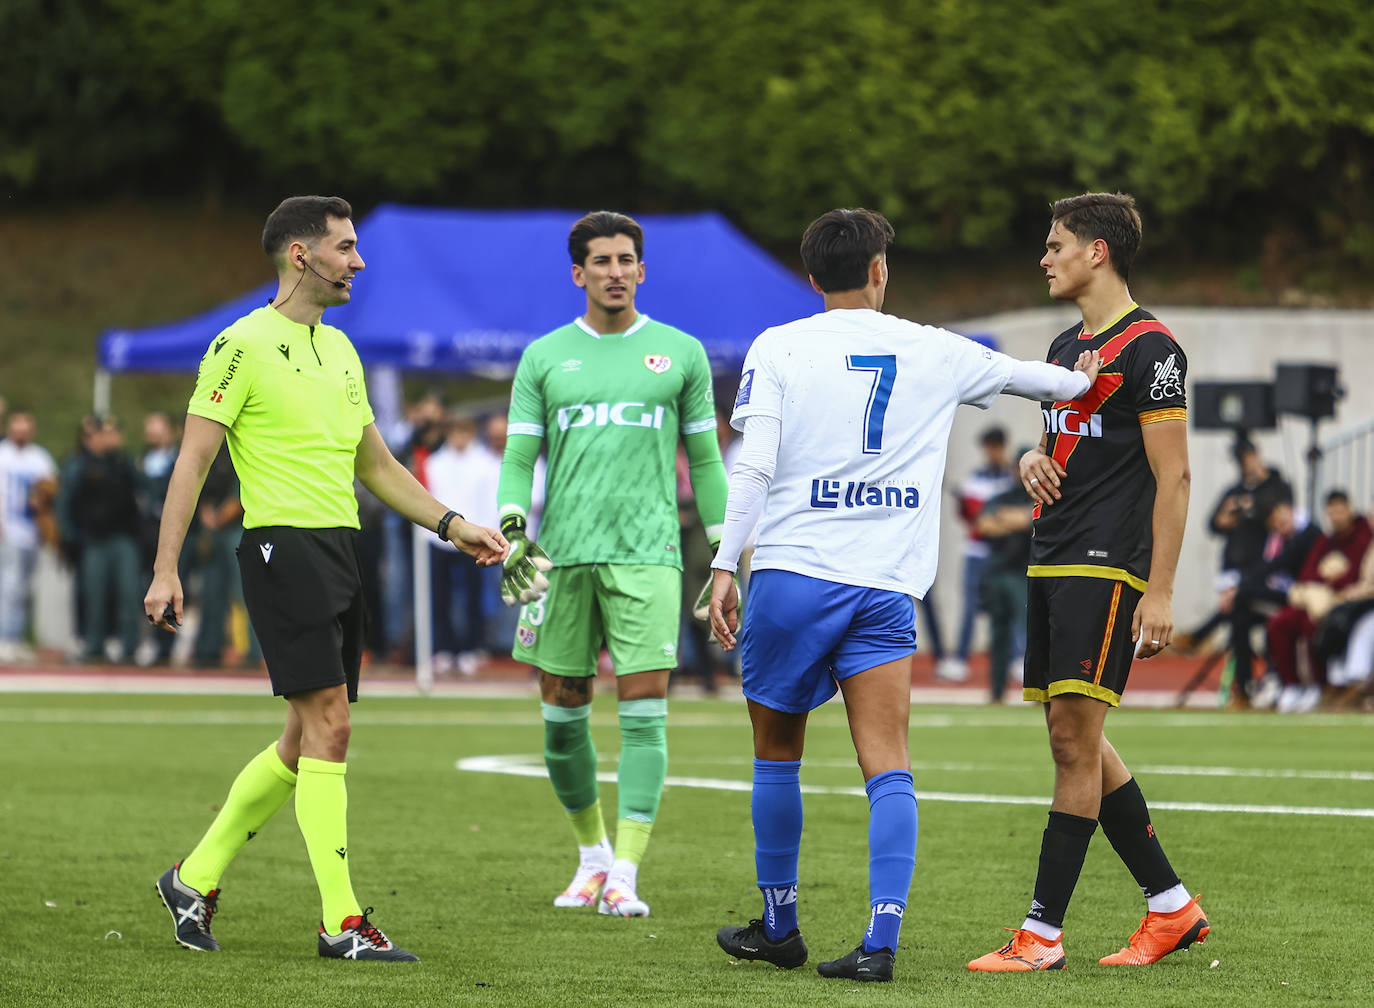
[188,305,374,530]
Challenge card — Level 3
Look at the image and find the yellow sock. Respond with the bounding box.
[296,757,361,932]
[180,743,296,894]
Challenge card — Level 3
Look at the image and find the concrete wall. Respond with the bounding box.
[932,305,1374,652]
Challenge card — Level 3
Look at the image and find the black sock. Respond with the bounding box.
[1027,811,1097,929]
[1098,777,1180,898]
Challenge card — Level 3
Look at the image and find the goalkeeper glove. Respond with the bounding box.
[499,515,552,606]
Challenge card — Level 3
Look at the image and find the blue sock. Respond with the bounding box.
[752,758,802,939]
[863,769,917,953]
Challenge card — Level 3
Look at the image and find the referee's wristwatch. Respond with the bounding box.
[436,510,462,542]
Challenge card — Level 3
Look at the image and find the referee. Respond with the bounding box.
[146,195,507,961]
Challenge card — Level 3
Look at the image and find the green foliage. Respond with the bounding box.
[6,0,1374,261]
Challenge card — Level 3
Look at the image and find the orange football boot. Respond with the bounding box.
[1099,895,1210,965]
[968,928,1067,971]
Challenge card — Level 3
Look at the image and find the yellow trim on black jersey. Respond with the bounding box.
[1026,564,1149,593]
[1023,680,1124,707]
[1076,302,1140,339]
[1140,407,1187,425]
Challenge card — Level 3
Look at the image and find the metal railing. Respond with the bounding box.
[1319,418,1374,509]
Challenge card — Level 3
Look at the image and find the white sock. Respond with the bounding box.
[1146,884,1192,914]
[1021,918,1062,941]
[579,840,614,870]
[607,858,638,891]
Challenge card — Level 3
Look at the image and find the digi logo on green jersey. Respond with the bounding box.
[556,401,666,432]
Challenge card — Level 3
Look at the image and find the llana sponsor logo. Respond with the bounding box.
[810,479,919,510]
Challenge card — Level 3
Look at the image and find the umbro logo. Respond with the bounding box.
[336,846,347,860]
[213,337,229,355]
[278,343,290,360]
[561,358,582,372]
[260,543,274,563]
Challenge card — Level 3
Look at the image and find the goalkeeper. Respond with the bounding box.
[497,210,728,918]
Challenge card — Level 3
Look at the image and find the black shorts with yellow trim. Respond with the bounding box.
[238,526,366,702]
[1023,566,1146,706]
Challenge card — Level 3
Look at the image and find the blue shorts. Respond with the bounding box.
[740,569,917,714]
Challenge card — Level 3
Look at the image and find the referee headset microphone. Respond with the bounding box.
[297,253,347,289]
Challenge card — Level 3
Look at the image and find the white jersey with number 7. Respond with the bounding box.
[730,308,1015,599]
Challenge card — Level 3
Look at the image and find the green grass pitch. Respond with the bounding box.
[2,692,1370,1007]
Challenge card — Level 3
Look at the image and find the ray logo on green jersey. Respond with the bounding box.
[556,401,666,432]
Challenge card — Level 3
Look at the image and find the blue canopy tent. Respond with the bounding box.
[98,205,823,382]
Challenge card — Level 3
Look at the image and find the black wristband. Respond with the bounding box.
[500,514,527,537]
[436,510,460,542]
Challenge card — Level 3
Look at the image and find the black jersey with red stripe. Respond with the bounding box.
[1029,305,1187,584]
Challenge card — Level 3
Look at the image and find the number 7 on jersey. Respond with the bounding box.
[846,354,897,455]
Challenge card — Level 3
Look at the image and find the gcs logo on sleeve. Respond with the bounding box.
[1149,354,1184,401]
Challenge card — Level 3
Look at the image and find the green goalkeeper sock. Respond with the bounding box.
[543,702,602,842]
[615,698,668,863]
[296,757,361,933]
[179,742,297,894]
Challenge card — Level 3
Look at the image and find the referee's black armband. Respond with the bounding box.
[436,510,461,542]
[500,514,526,538]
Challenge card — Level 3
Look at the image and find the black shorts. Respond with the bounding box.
[1023,574,1142,706]
[237,526,366,702]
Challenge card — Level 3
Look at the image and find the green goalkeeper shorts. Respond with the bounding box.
[513,563,682,677]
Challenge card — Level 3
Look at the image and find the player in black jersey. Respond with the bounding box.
[970,193,1210,972]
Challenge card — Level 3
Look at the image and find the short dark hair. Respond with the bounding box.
[1231,437,1258,463]
[1326,489,1350,507]
[800,208,894,293]
[568,211,644,265]
[262,196,353,265]
[980,426,1007,447]
[1050,192,1142,281]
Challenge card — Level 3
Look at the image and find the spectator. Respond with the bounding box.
[1267,490,1372,713]
[0,410,58,663]
[140,411,182,664]
[1178,439,1291,660]
[1319,540,1374,709]
[1242,497,1320,708]
[424,414,502,675]
[64,415,144,663]
[379,393,448,665]
[191,443,256,668]
[354,477,389,661]
[941,426,1016,682]
[973,476,1034,702]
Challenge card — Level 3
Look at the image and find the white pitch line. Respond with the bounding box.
[455,754,1374,818]
[667,756,1374,783]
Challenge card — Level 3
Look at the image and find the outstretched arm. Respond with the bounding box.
[354,424,506,564]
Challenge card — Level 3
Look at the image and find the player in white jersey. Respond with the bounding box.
[709,208,1099,982]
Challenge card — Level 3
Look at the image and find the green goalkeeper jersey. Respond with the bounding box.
[501,314,718,569]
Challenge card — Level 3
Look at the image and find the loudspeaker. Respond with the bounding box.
[1192,381,1276,431]
[1274,363,1341,420]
